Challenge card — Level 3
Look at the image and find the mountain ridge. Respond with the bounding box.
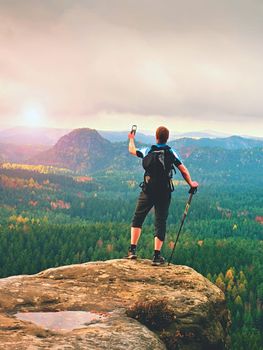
[0,126,262,146]
[29,128,263,174]
[1,127,262,176]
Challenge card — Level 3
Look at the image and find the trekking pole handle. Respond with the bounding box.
[189,187,198,194]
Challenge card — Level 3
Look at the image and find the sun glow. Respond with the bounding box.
[21,103,46,127]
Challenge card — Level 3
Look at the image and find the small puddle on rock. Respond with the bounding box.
[15,311,107,331]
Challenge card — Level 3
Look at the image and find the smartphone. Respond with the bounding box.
[131,125,137,135]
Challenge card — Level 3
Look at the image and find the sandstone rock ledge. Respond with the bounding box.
[0,259,230,350]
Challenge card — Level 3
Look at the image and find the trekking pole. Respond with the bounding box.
[168,187,197,266]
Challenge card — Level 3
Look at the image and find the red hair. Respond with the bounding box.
[156,126,169,144]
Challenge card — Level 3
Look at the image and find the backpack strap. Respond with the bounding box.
[149,145,171,153]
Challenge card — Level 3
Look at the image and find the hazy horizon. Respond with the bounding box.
[0,124,262,141]
[0,0,263,137]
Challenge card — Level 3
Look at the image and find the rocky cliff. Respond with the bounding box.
[0,259,230,350]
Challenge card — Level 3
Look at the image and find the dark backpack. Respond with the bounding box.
[140,145,176,194]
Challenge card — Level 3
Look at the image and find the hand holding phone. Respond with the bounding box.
[131,125,137,135]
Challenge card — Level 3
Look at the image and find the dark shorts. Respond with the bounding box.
[131,191,171,241]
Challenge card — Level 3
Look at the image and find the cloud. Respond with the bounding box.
[0,0,262,133]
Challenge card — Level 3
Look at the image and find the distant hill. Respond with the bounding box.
[170,135,263,159]
[1,126,261,146]
[99,129,233,142]
[183,147,263,185]
[29,128,114,173]
[99,130,263,145]
[0,126,71,146]
[0,143,49,163]
[98,130,156,144]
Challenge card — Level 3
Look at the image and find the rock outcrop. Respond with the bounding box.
[0,259,230,349]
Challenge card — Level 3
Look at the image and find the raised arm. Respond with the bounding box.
[177,164,199,188]
[128,133,137,156]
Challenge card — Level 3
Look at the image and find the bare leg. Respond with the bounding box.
[154,237,163,251]
[131,227,141,245]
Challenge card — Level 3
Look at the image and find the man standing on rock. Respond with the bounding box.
[127,126,198,265]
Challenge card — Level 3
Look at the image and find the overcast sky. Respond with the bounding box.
[0,0,262,136]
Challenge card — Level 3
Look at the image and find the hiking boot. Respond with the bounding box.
[152,255,165,266]
[126,248,137,260]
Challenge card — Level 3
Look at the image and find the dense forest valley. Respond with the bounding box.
[0,131,262,349]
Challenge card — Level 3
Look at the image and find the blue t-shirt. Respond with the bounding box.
[136,144,183,167]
